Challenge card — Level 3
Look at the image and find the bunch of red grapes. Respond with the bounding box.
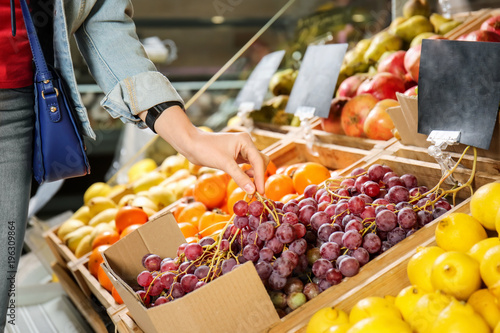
[134,164,451,315]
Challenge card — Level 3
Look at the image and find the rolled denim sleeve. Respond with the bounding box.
[73,0,183,127]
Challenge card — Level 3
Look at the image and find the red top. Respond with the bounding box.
[0,0,33,89]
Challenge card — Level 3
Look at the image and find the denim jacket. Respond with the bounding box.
[52,0,183,139]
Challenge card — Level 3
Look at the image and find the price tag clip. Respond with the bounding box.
[427,130,462,185]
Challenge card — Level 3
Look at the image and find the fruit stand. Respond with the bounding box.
[36,2,500,333]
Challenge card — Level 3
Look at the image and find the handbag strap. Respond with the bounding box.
[10,0,16,36]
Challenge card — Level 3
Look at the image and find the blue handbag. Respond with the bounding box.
[18,0,90,183]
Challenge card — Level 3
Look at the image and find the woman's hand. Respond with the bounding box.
[138,105,269,195]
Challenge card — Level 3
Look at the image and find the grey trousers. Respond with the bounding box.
[0,86,34,331]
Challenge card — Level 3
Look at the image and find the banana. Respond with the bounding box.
[159,168,191,187]
[90,222,115,243]
[83,182,112,205]
[63,226,94,253]
[132,170,166,194]
[74,234,93,258]
[118,194,136,208]
[131,196,159,212]
[70,206,92,224]
[147,185,177,208]
[87,196,116,216]
[88,208,118,227]
[57,219,85,240]
[160,154,189,177]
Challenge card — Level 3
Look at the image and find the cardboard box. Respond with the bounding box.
[101,212,280,333]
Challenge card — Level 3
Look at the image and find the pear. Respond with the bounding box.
[389,17,407,34]
[430,13,452,32]
[74,234,93,258]
[268,69,297,96]
[160,154,189,177]
[394,15,434,43]
[70,206,92,224]
[88,208,118,227]
[438,20,461,35]
[403,0,430,19]
[63,226,94,253]
[410,32,438,47]
[363,31,403,64]
[57,219,85,240]
[132,170,166,194]
[86,196,116,217]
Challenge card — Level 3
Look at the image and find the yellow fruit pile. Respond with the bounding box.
[306,181,500,333]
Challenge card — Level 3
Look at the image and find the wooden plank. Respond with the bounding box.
[44,226,80,267]
[110,308,144,333]
[222,125,286,151]
[51,262,109,333]
[266,199,471,333]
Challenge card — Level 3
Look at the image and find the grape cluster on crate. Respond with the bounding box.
[133,163,454,315]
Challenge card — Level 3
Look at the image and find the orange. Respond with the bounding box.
[283,163,305,178]
[265,174,295,201]
[240,160,277,178]
[111,286,124,304]
[177,222,199,239]
[193,173,226,209]
[88,245,110,278]
[198,211,230,238]
[97,265,113,292]
[176,201,207,228]
[119,224,142,239]
[226,178,239,198]
[92,230,120,249]
[292,162,331,194]
[115,206,148,235]
[280,193,299,203]
[226,187,256,216]
[182,183,195,198]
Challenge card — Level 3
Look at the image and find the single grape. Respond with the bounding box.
[345,220,364,233]
[376,210,398,231]
[284,277,304,295]
[355,175,370,193]
[342,230,363,250]
[382,171,398,184]
[248,201,264,217]
[270,291,287,309]
[242,244,260,262]
[141,253,153,268]
[194,265,209,280]
[298,197,318,209]
[352,247,370,266]
[233,200,249,217]
[351,167,366,177]
[194,281,206,290]
[221,258,237,275]
[362,233,382,254]
[416,198,432,211]
[367,164,385,182]
[312,259,333,279]
[325,268,343,285]
[180,274,199,293]
[248,215,262,231]
[362,181,380,198]
[137,271,153,287]
[276,223,296,244]
[289,238,307,256]
[179,261,196,275]
[266,237,284,254]
[387,176,404,188]
[306,247,321,266]
[154,296,168,306]
[293,223,307,239]
[283,201,300,215]
[338,257,360,277]
[397,207,417,229]
[406,229,417,237]
[247,230,264,248]
[283,212,299,225]
[219,239,230,251]
[160,259,179,272]
[340,178,355,188]
[273,257,295,278]
[255,261,273,280]
[267,211,283,224]
[148,278,164,297]
[298,205,317,226]
[316,223,334,242]
[303,184,318,198]
[320,242,340,261]
[303,282,320,300]
[317,279,333,292]
[314,188,327,202]
[347,196,365,215]
[324,204,337,218]
[184,243,203,261]
[435,199,452,211]
[269,271,288,290]
[334,202,349,221]
[257,221,275,241]
[199,236,216,247]
[400,174,418,189]
[380,241,392,253]
[170,282,185,298]
[304,230,317,244]
[329,231,344,246]
[360,206,376,220]
[318,193,333,205]
[234,215,249,229]
[136,290,150,306]
[293,254,309,274]
[144,254,162,272]
[417,210,433,227]
[387,185,410,203]
[387,227,406,245]
[287,292,307,310]
[347,186,359,197]
[281,250,299,267]
[336,188,350,197]
[432,207,448,219]
[160,271,176,289]
[259,247,274,262]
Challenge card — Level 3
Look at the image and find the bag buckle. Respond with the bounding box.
[41,87,59,99]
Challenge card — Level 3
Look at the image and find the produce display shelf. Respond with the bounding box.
[221,125,287,151]
[266,198,471,333]
[109,307,144,333]
[45,225,81,268]
[446,8,500,40]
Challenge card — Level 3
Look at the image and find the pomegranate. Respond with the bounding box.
[337,74,368,98]
[457,30,500,42]
[480,15,500,36]
[363,99,400,140]
[404,44,421,83]
[356,72,406,101]
[340,94,378,137]
[377,50,407,80]
[321,97,350,135]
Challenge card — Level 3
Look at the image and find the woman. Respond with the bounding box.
[0,0,268,329]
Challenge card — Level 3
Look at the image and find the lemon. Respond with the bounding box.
[430,299,490,333]
[324,323,352,333]
[346,316,412,333]
[468,237,500,264]
[471,182,500,230]
[430,251,482,300]
[435,213,487,252]
[349,296,402,324]
[127,158,157,183]
[496,321,500,333]
[83,182,112,205]
[394,285,427,322]
[480,245,500,288]
[306,307,349,333]
[407,246,446,292]
[496,209,500,235]
[407,291,453,333]
[468,288,500,329]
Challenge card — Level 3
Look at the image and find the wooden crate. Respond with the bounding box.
[222,125,287,151]
[44,225,80,268]
[265,199,471,333]
[447,8,500,40]
[109,307,145,333]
